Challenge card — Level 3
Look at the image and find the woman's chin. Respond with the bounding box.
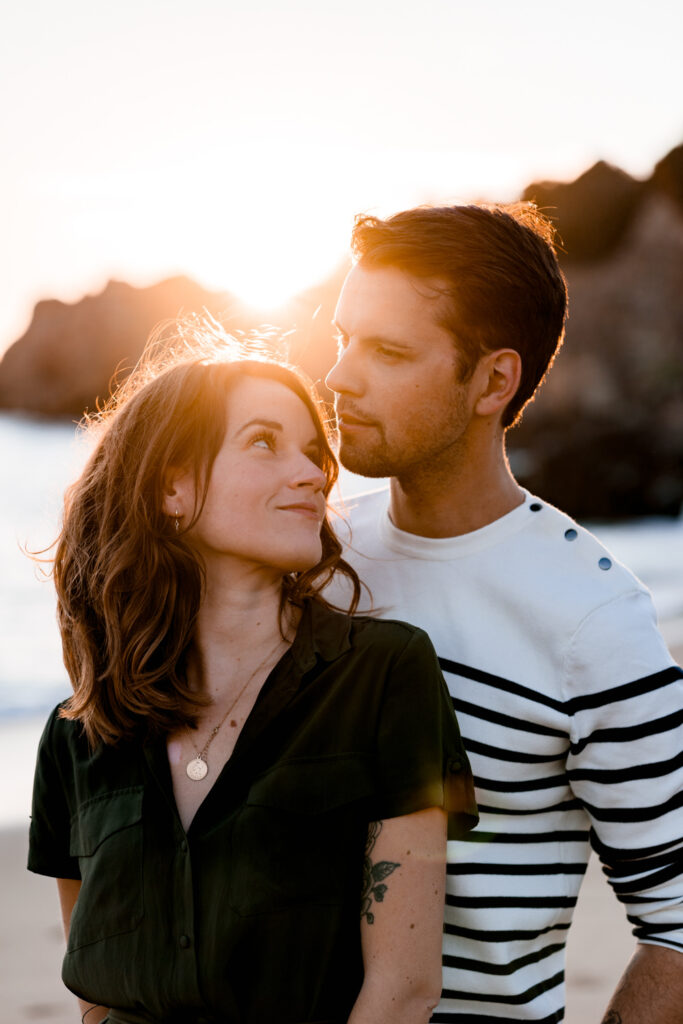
[281,543,324,575]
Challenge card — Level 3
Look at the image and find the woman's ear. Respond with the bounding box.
[473,349,522,419]
[161,467,192,520]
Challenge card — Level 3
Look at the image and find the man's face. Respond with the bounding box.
[326,263,476,479]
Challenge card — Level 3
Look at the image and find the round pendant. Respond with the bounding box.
[186,757,208,781]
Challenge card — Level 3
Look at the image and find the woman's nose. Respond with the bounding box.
[291,453,326,491]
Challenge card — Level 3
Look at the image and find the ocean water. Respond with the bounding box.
[1,412,682,719]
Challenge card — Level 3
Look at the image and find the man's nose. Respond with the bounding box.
[325,344,362,396]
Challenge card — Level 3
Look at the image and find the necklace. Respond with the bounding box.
[185,635,287,782]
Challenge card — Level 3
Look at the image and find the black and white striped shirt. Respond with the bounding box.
[333,489,683,1023]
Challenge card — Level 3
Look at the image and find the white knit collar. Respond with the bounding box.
[377,489,537,560]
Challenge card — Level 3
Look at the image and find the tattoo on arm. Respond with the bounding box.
[602,1013,623,1023]
[360,821,401,925]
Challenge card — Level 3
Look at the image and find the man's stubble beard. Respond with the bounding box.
[337,392,472,483]
[337,424,395,479]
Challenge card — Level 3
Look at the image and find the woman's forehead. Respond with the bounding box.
[225,374,318,433]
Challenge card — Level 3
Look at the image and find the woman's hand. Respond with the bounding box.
[56,879,110,1023]
[348,806,447,1024]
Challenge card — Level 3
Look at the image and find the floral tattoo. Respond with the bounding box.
[360,821,401,924]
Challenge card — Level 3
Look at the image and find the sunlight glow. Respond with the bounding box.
[15,140,355,327]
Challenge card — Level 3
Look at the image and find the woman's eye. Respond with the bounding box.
[251,431,276,451]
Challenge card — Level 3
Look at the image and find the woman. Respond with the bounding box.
[28,326,477,1024]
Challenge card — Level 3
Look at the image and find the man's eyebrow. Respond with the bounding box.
[331,320,412,349]
[234,417,283,436]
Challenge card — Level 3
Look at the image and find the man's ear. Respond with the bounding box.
[473,349,522,419]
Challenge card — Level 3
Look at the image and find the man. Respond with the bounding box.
[325,204,683,1023]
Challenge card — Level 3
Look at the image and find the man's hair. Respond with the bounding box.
[351,203,568,427]
[54,320,360,747]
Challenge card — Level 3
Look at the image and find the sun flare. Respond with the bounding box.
[159,142,352,315]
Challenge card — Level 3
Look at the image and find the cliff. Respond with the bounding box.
[0,277,236,417]
[512,144,683,517]
[510,189,683,518]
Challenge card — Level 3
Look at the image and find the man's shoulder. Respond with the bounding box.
[334,484,389,545]
[341,484,389,518]
[524,496,647,600]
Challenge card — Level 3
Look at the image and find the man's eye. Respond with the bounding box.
[376,346,403,360]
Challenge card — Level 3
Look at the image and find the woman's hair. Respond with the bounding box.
[55,319,361,746]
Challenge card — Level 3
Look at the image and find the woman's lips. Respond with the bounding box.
[277,502,324,520]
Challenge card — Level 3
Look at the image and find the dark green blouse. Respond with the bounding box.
[29,600,477,1024]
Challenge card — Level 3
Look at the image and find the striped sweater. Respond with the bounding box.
[331,488,683,1023]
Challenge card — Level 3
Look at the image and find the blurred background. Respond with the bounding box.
[0,2,682,1020]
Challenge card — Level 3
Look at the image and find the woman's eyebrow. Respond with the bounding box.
[234,417,283,436]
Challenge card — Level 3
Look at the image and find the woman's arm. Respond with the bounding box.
[56,879,109,1024]
[348,806,447,1024]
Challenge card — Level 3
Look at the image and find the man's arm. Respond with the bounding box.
[601,944,683,1023]
[564,588,683,1022]
[348,807,447,1024]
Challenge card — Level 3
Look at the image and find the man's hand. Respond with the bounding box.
[601,944,683,1023]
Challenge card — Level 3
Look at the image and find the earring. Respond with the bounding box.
[174,508,181,533]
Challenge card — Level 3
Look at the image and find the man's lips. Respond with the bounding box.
[336,409,377,429]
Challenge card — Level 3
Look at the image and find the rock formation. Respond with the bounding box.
[522,160,646,262]
[0,277,235,417]
[514,150,683,518]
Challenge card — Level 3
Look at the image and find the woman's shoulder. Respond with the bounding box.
[313,599,434,661]
[37,701,90,758]
[350,612,430,648]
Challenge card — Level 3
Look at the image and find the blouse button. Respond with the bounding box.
[529,503,542,512]
[564,528,578,541]
[179,934,191,949]
[599,557,612,571]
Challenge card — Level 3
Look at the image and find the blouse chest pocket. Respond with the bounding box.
[230,754,374,916]
[68,787,144,950]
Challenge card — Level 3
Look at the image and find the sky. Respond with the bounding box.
[1,0,681,353]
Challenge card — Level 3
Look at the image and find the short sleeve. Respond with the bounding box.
[28,706,81,879]
[371,626,479,839]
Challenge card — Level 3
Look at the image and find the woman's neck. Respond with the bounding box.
[190,567,296,699]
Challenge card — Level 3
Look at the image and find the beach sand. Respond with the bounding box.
[6,638,682,1023]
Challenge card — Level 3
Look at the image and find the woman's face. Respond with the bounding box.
[171,375,328,577]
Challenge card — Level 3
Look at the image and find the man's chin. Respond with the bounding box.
[338,444,393,479]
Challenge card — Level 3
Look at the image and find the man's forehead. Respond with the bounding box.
[335,263,449,332]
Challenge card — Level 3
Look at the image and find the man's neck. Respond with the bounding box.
[388,436,524,539]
